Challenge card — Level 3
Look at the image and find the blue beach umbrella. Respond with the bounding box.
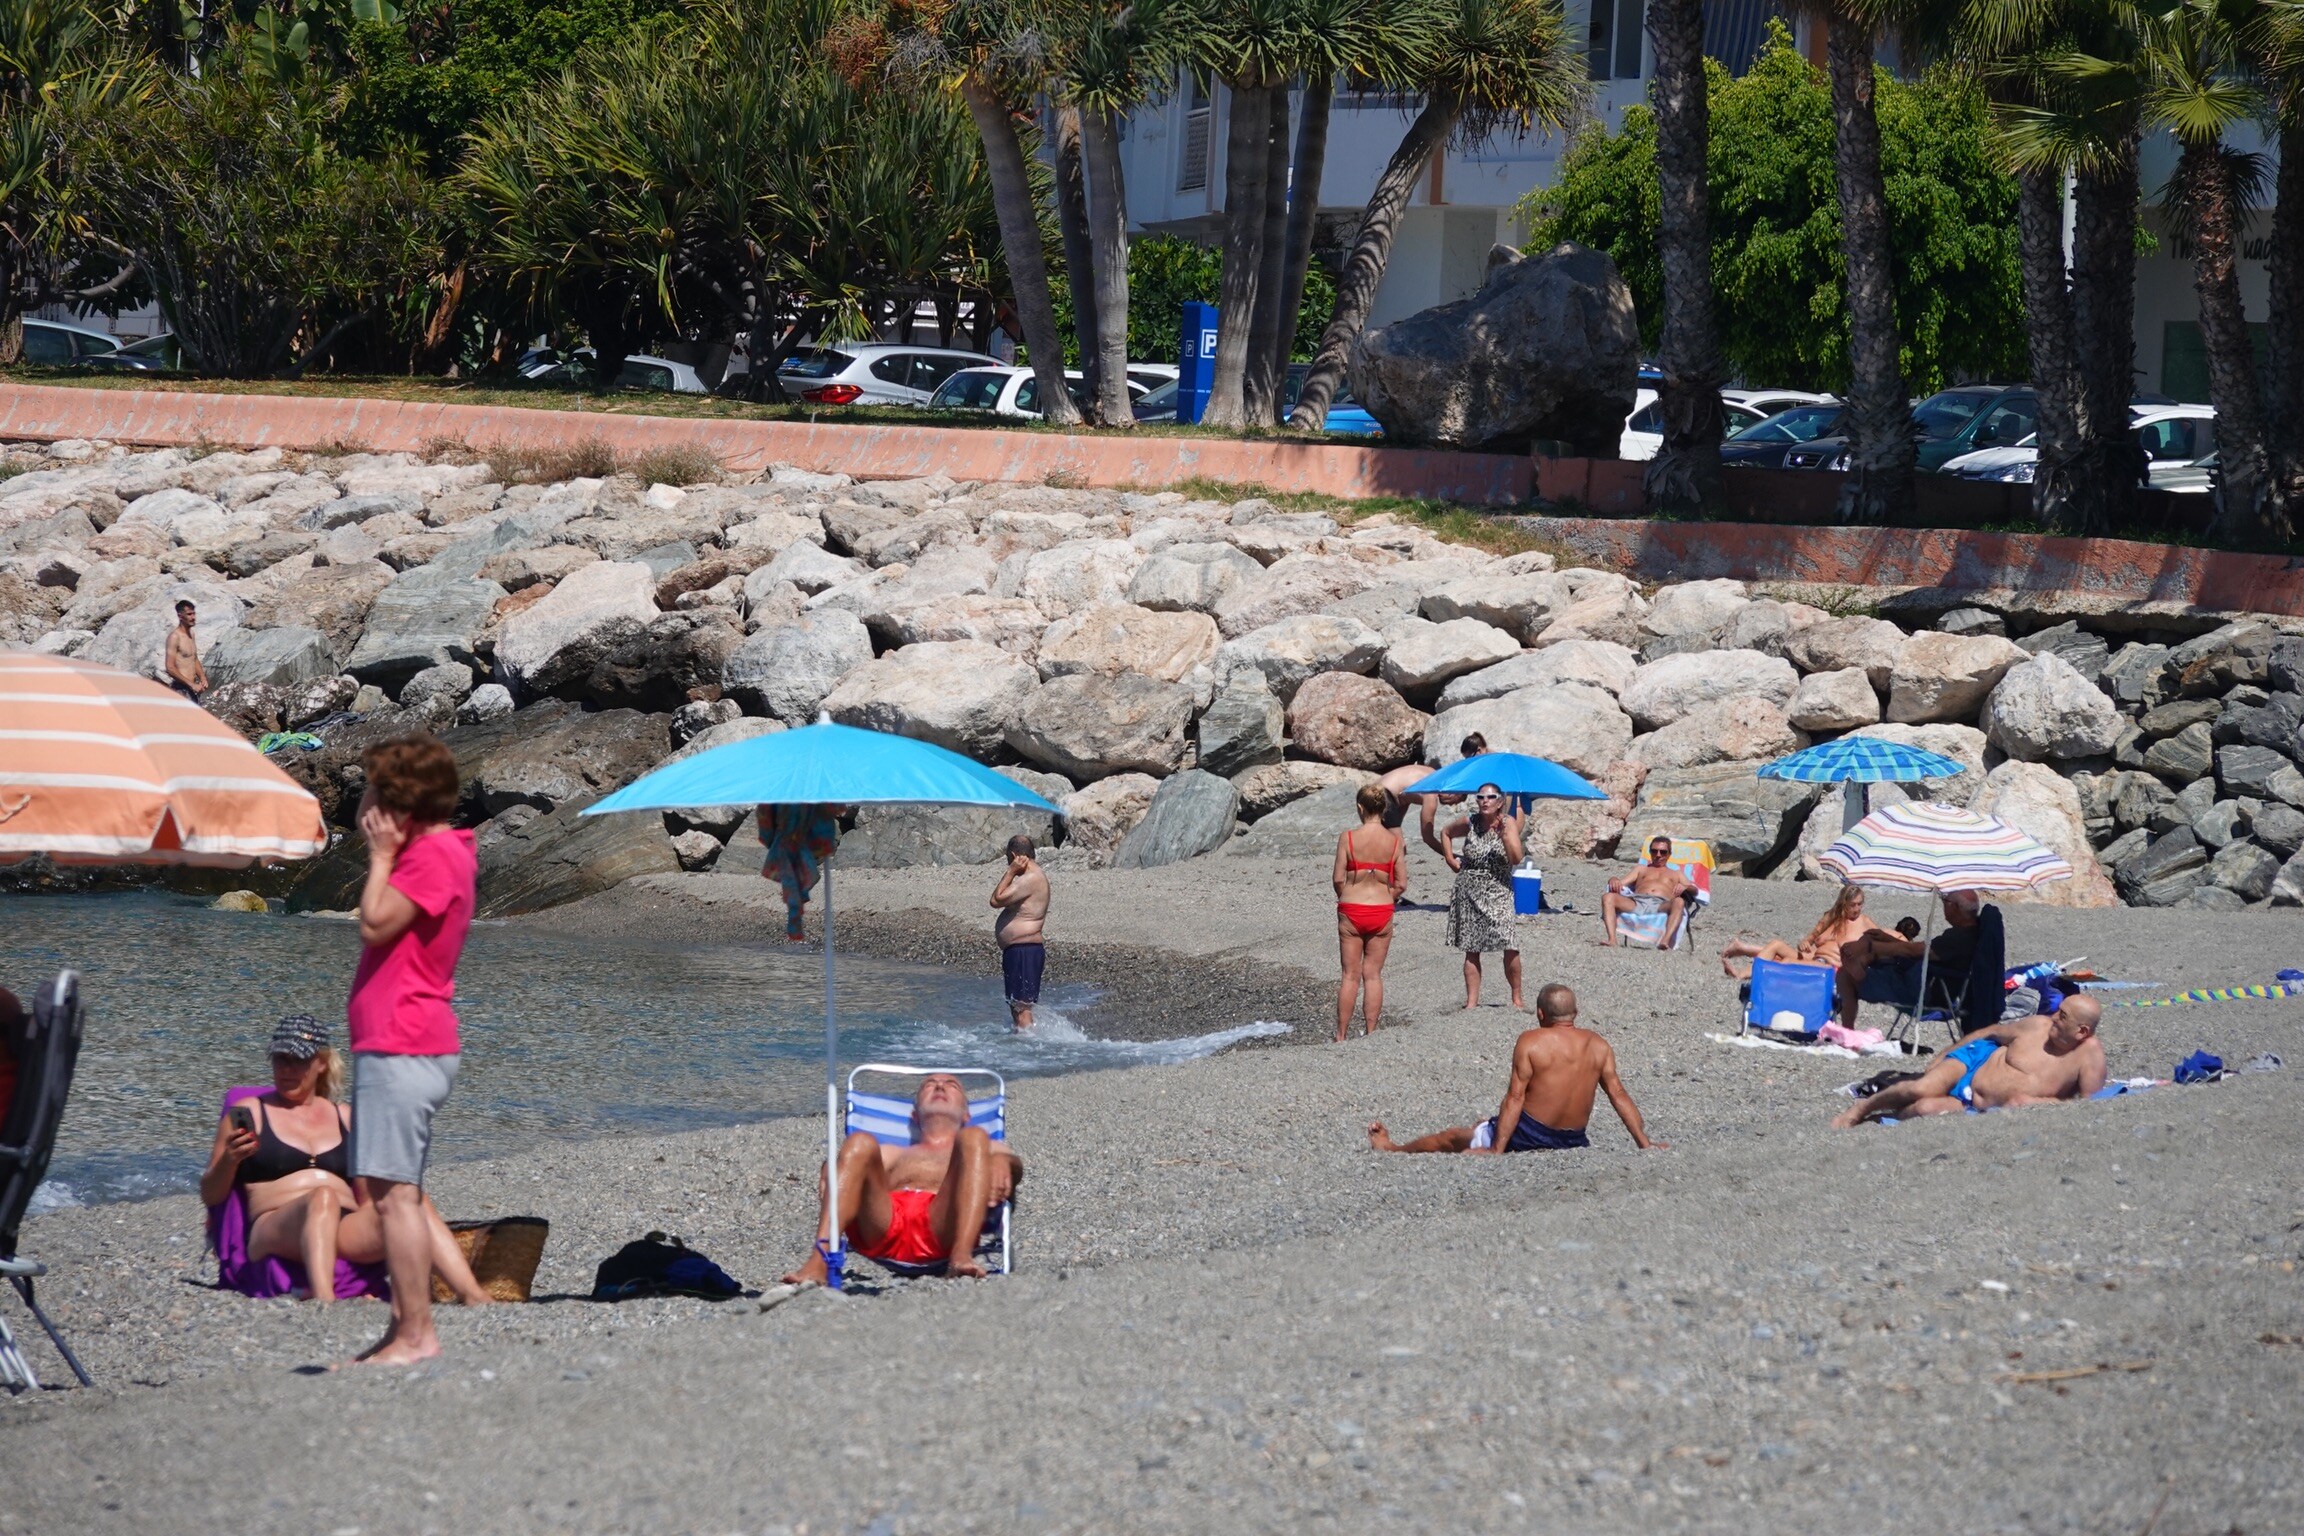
[1755,737,1967,784]
[1402,753,1608,801]
[584,720,1058,1290]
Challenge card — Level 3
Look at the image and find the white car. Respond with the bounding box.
[18,318,122,364]
[614,355,710,394]
[776,343,1002,406]
[928,366,1093,419]
[1619,387,1835,460]
[1941,404,2216,489]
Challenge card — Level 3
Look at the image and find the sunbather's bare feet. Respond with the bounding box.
[1829,1104,1866,1130]
[781,1251,830,1287]
[1366,1121,1399,1152]
[947,1257,988,1279]
[334,1326,442,1369]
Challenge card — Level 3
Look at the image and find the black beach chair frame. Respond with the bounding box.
[1,970,95,1392]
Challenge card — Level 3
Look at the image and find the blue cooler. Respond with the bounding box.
[1745,959,1836,1035]
[1511,865,1543,915]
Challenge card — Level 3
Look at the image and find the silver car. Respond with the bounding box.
[776,343,1002,407]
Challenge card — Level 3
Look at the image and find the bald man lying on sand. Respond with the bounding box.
[1368,984,1667,1154]
[784,1074,1023,1283]
[1833,996,2107,1128]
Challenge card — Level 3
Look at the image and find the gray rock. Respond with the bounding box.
[1982,652,2123,762]
[1884,631,2025,724]
[821,640,1038,759]
[2094,826,2150,871]
[996,764,1075,809]
[584,611,745,714]
[1785,667,1881,732]
[2272,847,2304,906]
[2250,802,2304,856]
[2172,775,2218,826]
[343,567,505,690]
[2208,839,2280,901]
[299,492,421,532]
[1348,241,1639,453]
[1935,606,2005,637]
[1782,616,1906,689]
[457,682,515,725]
[1418,571,1571,644]
[634,542,700,582]
[284,675,358,729]
[399,663,476,709]
[2160,619,2277,697]
[202,624,337,689]
[2099,642,2173,710]
[495,561,659,698]
[1226,782,1368,858]
[1114,770,1239,868]
[2193,799,2250,850]
[456,701,671,817]
[1378,615,1520,699]
[1620,648,1799,731]
[2217,692,2303,751]
[2142,722,2214,784]
[2181,885,2247,911]
[221,530,318,579]
[202,679,287,740]
[1195,674,1286,778]
[82,580,243,680]
[1005,672,1196,780]
[838,802,1057,869]
[1125,542,1265,614]
[1230,761,1375,819]
[2216,743,2296,800]
[1425,681,1635,780]
[1618,762,1822,875]
[669,829,724,871]
[243,560,396,654]
[671,697,743,746]
[1056,773,1153,864]
[2138,697,2220,737]
[474,795,682,917]
[2271,635,2304,694]
[2015,620,2110,684]
[1287,672,1425,772]
[1214,614,1385,703]
[2115,826,2208,906]
[1435,640,1639,711]
[721,610,873,722]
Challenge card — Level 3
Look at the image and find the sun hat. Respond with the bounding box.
[269,1014,330,1060]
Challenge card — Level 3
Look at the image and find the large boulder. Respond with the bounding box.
[1619,763,1822,875]
[1534,575,1649,648]
[199,623,335,690]
[1786,667,1881,733]
[1226,781,1368,858]
[868,593,1048,654]
[243,560,395,653]
[1422,682,1634,779]
[475,796,682,917]
[583,611,745,713]
[1619,648,1798,731]
[1115,769,1239,868]
[721,610,872,721]
[1983,651,2125,762]
[1231,760,1374,819]
[458,702,672,817]
[82,580,243,680]
[2115,826,2209,907]
[1627,695,1805,771]
[1005,672,1196,780]
[1036,602,1220,683]
[1059,773,1160,866]
[2015,620,2111,685]
[1782,616,1907,688]
[1418,571,1571,644]
[756,538,863,595]
[2217,692,2302,752]
[2273,848,2304,906]
[838,802,1057,869]
[1212,554,1391,638]
[1886,631,2025,724]
[1286,672,1425,772]
[1848,722,1989,804]
[2207,839,2281,901]
[1215,613,1384,703]
[1377,616,1519,699]
[2099,641,2175,711]
[820,640,1038,758]
[493,560,658,698]
[1347,241,1639,453]
[1519,758,1641,860]
[1639,579,1749,643]
[1008,539,1141,618]
[1434,638,1638,711]
[1125,542,1265,614]
[1195,672,1286,778]
[2218,743,2304,804]
[2160,620,2278,698]
[343,567,507,690]
[2142,722,2215,785]
[1967,761,2119,907]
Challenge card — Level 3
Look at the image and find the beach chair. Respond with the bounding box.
[1,971,94,1392]
[844,1065,1012,1277]
[1738,958,1838,1039]
[1884,972,1972,1049]
[1613,839,1714,952]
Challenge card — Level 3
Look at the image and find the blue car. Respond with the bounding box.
[1131,365,1383,436]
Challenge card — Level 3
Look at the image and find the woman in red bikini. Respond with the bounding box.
[1332,782,1408,1041]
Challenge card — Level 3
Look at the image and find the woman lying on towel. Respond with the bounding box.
[1717,886,1894,980]
[198,1015,490,1306]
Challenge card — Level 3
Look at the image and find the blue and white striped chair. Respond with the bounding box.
[844,1064,1012,1276]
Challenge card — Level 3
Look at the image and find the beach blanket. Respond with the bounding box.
[1706,1031,1907,1061]
[205,1087,388,1302]
[2109,982,2304,1008]
[760,805,841,941]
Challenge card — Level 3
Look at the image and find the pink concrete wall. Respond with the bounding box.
[0,382,1532,505]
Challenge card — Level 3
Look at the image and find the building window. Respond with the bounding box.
[1586,0,1647,80]
[1702,0,1790,75]
[1178,72,1211,193]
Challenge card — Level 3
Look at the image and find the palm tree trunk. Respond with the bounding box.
[1288,91,1460,432]
[1644,0,1724,509]
[1048,103,1102,420]
[1080,106,1135,430]
[1203,80,1273,428]
[1825,12,1914,525]
[1246,88,1294,424]
[2016,165,2089,533]
[1272,71,1333,411]
[961,72,1083,426]
[2181,143,2277,546]
[2071,129,2143,528]
[2265,116,2304,519]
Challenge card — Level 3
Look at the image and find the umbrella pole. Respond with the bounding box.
[1910,899,1935,1052]
[821,855,844,1292]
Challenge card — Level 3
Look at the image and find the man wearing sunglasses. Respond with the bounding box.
[1601,836,1696,949]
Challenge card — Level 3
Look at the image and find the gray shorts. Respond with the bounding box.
[349,1052,459,1186]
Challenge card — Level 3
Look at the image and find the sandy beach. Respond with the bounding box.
[5,839,2302,1533]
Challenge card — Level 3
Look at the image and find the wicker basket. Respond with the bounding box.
[432,1216,550,1303]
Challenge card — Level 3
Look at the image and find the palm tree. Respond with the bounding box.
[2257,0,2304,514]
[1194,0,1307,427]
[1642,0,1724,510]
[1287,0,1583,432]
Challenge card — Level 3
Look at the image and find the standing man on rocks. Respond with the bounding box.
[163,599,209,703]
[990,834,1049,1031]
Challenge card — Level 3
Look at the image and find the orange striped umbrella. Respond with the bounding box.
[0,653,327,866]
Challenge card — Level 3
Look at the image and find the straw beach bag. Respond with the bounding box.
[433,1216,550,1303]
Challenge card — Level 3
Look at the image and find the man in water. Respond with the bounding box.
[163,599,209,702]
[783,1073,1023,1284]
[1600,835,1696,948]
[1833,995,2106,1127]
[989,834,1048,1031]
[1367,984,1667,1154]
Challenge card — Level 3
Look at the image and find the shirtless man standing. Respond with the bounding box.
[783,1074,1023,1284]
[1367,984,1667,1154]
[163,599,209,702]
[1601,836,1696,948]
[1832,996,2107,1127]
[989,834,1049,1031]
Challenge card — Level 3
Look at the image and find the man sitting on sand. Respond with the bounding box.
[1601,836,1696,948]
[1832,996,2106,1127]
[1367,984,1667,1154]
[783,1074,1023,1284]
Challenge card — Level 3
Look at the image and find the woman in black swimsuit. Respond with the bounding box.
[199,1016,487,1306]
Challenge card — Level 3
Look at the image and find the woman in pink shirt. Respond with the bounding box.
[345,732,486,1366]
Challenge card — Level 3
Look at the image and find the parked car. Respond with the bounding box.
[16,318,121,365]
[613,354,710,394]
[1940,404,2217,489]
[1130,366,1382,436]
[1619,387,1833,460]
[1719,401,1850,468]
[778,343,1002,406]
[928,365,1092,419]
[1786,385,2031,471]
[80,332,178,373]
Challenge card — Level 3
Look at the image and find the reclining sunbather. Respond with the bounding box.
[1367,984,1667,1154]
[783,1073,1023,1284]
[1831,996,2106,1127]
[1717,886,1892,980]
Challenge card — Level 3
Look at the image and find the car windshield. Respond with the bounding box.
[1913,390,1995,440]
[932,370,1010,410]
[1279,367,1363,413]
[1735,404,1843,444]
[779,348,853,379]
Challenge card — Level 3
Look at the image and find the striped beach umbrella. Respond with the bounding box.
[0,653,326,866]
[1818,801,2072,893]
[1757,736,1967,784]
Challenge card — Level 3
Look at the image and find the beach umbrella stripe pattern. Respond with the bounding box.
[1817,801,2073,892]
[0,654,327,865]
[1757,737,1968,783]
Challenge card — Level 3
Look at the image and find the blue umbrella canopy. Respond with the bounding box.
[1756,736,1966,784]
[1403,753,1608,800]
[581,720,1059,816]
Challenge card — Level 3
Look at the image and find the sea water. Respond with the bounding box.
[4,892,1287,1209]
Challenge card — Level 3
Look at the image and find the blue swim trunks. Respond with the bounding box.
[1001,941,1045,1009]
[1943,1037,2000,1105]
[1472,1114,1591,1152]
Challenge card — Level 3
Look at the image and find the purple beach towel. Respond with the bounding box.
[204,1086,389,1302]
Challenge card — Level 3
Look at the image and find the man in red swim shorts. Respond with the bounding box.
[782,1074,1024,1284]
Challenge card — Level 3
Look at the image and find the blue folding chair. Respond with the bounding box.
[844,1065,1012,1277]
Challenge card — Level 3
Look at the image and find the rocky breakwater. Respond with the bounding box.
[4,437,2300,913]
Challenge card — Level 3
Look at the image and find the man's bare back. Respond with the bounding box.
[1835,996,2106,1127]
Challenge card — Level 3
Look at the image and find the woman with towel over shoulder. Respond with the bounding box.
[1440,783,1525,1011]
[1333,782,1407,1041]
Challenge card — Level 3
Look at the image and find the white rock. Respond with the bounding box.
[1009,539,1142,618]
[1423,682,1634,779]
[1377,616,1520,697]
[1783,615,1907,687]
[1535,577,1650,647]
[1060,773,1161,865]
[1433,638,1638,711]
[1619,648,1799,731]
[820,640,1039,757]
[1213,613,1385,703]
[1639,578,1749,640]
[457,682,516,724]
[1786,666,1882,732]
[722,509,826,555]
[1210,553,1391,638]
[1886,631,2026,724]
[494,561,659,692]
[1037,603,1220,683]
[1968,760,2120,906]
[1628,695,1806,771]
[723,609,874,721]
[1126,542,1265,613]
[759,539,864,595]
[1418,571,1571,643]
[1982,651,2124,761]
[871,595,1049,655]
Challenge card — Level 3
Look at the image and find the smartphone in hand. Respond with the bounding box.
[228,1104,256,1137]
